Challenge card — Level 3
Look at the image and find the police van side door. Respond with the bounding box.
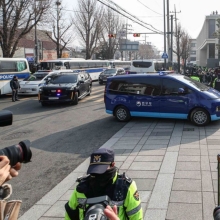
[159,78,190,119]
[128,77,161,117]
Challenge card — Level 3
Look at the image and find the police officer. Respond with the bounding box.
[10,76,20,102]
[65,148,143,220]
[190,72,200,82]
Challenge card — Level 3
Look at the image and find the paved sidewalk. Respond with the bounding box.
[19,119,220,220]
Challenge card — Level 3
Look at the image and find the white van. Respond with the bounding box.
[129,60,166,74]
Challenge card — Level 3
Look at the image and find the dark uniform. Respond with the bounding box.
[10,76,20,102]
[65,148,143,220]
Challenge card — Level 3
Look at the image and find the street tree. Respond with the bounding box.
[137,43,160,59]
[180,31,191,72]
[173,22,184,72]
[97,7,123,59]
[44,0,73,58]
[0,0,51,57]
[213,18,220,59]
[72,0,104,59]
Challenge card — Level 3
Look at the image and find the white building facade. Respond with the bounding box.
[196,13,220,67]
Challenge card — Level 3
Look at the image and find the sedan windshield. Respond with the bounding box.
[103,69,117,75]
[24,73,48,81]
[49,75,77,84]
[180,76,209,91]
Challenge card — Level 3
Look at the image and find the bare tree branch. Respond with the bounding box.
[44,0,73,58]
[72,0,104,59]
[0,0,51,57]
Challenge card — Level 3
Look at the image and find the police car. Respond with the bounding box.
[98,68,126,85]
[18,70,51,95]
[104,72,220,126]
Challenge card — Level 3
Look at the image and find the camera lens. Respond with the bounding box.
[0,140,32,166]
[84,204,107,220]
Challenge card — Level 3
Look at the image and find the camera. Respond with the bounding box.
[84,196,112,220]
[0,110,32,166]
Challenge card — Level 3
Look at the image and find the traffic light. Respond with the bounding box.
[133,33,140,37]
[108,34,116,38]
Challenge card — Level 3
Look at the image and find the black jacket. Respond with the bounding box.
[10,79,20,90]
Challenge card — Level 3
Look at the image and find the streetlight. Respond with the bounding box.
[35,0,46,65]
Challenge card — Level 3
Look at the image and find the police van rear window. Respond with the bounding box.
[132,61,152,68]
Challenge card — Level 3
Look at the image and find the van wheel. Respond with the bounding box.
[190,108,210,126]
[115,106,131,122]
[72,92,78,105]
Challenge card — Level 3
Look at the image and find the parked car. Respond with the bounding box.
[38,71,92,106]
[104,72,220,126]
[98,68,125,85]
[18,70,52,95]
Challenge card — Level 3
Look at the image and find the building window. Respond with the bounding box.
[208,19,216,38]
[190,50,196,55]
[190,43,196,47]
[209,43,215,58]
[190,57,196,61]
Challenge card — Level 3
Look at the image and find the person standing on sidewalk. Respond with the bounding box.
[65,148,143,220]
[10,76,20,102]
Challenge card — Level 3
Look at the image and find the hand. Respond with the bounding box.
[0,156,21,185]
[104,205,119,220]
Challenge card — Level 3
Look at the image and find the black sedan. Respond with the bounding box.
[38,72,92,106]
[98,68,126,85]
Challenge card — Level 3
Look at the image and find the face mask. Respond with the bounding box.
[90,167,117,189]
[95,167,116,186]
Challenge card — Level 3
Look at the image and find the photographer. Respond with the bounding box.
[65,148,143,220]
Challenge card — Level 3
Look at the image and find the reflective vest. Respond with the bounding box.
[190,76,200,82]
[65,172,143,220]
[213,77,218,88]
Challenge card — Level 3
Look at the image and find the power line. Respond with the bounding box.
[137,0,162,15]
[103,0,163,33]
[97,0,163,34]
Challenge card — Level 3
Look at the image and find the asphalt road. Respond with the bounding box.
[0,82,127,215]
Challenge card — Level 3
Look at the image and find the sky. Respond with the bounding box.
[62,0,220,52]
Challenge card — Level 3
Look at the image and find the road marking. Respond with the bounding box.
[94,98,103,102]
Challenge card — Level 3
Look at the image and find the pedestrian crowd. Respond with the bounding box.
[183,65,220,90]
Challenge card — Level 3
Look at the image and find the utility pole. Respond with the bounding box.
[167,0,171,67]
[163,0,167,68]
[123,23,132,61]
[56,1,61,58]
[34,0,38,65]
[170,5,181,72]
[170,14,173,65]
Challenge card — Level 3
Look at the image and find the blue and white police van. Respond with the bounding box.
[104,72,220,126]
